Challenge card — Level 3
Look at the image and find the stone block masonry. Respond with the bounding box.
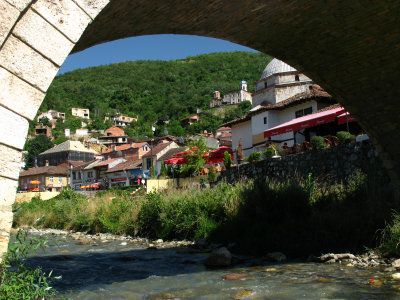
[219,141,390,186]
[0,0,110,260]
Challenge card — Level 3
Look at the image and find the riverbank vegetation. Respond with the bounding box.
[0,230,57,299]
[13,171,397,257]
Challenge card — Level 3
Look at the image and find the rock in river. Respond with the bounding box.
[265,252,287,262]
[205,247,232,267]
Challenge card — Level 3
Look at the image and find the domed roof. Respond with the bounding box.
[260,58,297,80]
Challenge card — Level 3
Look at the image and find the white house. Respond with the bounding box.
[72,108,90,119]
[226,59,337,158]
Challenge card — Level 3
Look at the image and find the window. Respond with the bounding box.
[295,107,313,118]
[21,178,24,185]
[58,177,62,183]
[49,176,54,183]
[295,75,300,81]
[263,117,267,125]
[88,171,93,178]
[146,158,152,170]
[264,82,268,89]
[304,107,312,115]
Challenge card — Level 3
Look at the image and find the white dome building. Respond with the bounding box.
[252,58,313,107]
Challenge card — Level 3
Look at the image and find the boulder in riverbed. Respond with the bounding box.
[205,247,232,267]
[392,259,400,269]
[265,252,287,262]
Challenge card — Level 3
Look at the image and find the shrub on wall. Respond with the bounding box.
[310,136,327,150]
[246,151,262,163]
[160,164,168,178]
[223,151,233,169]
[263,147,275,160]
[208,167,217,183]
[337,131,355,144]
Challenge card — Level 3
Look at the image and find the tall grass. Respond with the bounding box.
[13,171,397,256]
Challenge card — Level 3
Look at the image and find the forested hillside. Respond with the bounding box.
[39,51,272,138]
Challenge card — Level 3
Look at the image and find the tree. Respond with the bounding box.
[24,135,54,169]
[180,136,209,176]
[223,151,232,169]
[151,166,156,179]
[39,117,50,127]
[160,164,168,178]
[207,166,217,183]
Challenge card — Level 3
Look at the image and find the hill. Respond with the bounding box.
[38,51,272,138]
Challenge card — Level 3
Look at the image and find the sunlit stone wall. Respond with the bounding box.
[0,0,110,259]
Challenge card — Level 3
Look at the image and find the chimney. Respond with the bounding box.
[45,160,49,167]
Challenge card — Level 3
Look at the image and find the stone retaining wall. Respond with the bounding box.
[219,141,390,185]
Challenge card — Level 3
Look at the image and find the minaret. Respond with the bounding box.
[240,81,247,91]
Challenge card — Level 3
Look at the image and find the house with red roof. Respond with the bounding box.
[105,158,143,187]
[102,142,151,160]
[141,142,180,178]
[92,157,126,188]
[98,126,130,147]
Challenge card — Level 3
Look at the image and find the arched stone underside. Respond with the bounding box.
[0,0,400,256]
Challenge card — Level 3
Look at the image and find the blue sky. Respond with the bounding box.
[59,34,257,74]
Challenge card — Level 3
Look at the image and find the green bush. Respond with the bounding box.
[310,136,327,150]
[160,164,168,178]
[263,147,275,160]
[12,171,396,257]
[207,167,217,183]
[0,230,58,299]
[380,212,400,256]
[223,151,232,169]
[246,151,262,163]
[337,131,355,144]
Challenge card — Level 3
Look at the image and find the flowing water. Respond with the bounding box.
[22,232,400,299]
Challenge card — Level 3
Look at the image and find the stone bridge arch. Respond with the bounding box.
[1,0,400,255]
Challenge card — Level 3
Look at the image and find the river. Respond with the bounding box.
[21,230,400,299]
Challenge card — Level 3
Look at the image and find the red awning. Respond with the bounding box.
[164,157,187,165]
[337,112,356,125]
[264,107,345,138]
[205,146,233,164]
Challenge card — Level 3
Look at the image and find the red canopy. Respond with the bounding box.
[206,146,233,164]
[173,151,187,158]
[264,107,345,138]
[164,157,188,165]
[337,112,356,125]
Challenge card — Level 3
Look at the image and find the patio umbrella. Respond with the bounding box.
[206,146,233,164]
[30,180,41,184]
[90,184,100,189]
[31,188,39,192]
[164,157,187,165]
[81,185,90,189]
